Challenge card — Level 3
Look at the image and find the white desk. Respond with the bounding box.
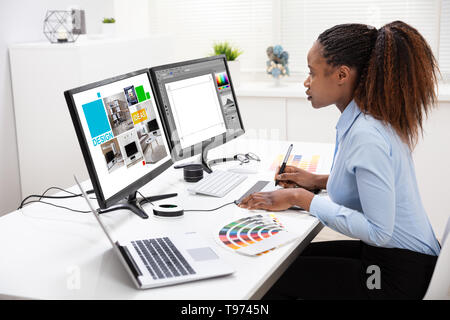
[0,139,333,300]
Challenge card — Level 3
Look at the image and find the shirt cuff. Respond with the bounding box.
[309,195,340,226]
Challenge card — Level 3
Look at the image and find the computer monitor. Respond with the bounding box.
[64,69,175,219]
[149,55,245,172]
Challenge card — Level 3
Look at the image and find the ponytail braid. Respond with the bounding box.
[318,21,439,149]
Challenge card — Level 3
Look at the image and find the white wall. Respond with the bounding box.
[113,0,150,37]
[413,101,450,241]
[0,0,113,216]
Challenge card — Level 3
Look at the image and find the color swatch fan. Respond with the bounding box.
[217,214,298,256]
[270,154,321,173]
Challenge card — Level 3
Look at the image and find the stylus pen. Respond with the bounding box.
[275,144,293,186]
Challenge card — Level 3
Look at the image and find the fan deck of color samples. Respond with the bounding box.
[217,214,298,256]
[269,154,321,173]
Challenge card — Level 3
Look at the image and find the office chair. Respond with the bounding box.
[423,215,450,300]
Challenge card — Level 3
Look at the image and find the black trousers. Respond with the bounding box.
[263,240,438,300]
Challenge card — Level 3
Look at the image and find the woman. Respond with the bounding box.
[238,21,441,299]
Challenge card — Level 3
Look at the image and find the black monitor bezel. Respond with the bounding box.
[149,55,245,161]
[64,68,173,210]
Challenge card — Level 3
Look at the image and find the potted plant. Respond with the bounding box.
[211,41,243,87]
[102,17,116,36]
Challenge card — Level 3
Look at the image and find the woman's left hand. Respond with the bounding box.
[238,188,315,211]
[238,189,299,211]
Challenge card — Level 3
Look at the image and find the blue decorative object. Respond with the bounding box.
[266,45,290,80]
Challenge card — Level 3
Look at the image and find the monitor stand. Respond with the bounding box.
[201,146,213,174]
[183,141,231,174]
[97,191,177,219]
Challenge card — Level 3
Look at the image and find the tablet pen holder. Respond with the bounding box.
[174,164,204,182]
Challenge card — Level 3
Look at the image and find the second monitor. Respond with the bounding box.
[150,55,245,172]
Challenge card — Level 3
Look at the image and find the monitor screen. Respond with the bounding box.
[150,55,244,161]
[65,69,172,207]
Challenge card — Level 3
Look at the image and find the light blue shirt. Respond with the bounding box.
[309,100,440,256]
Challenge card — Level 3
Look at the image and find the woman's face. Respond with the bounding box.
[304,41,346,109]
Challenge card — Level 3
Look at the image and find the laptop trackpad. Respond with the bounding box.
[187,247,219,261]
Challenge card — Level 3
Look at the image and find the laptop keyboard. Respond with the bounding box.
[132,237,196,280]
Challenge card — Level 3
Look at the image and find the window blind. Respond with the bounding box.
[149,0,447,80]
[280,0,441,74]
[439,0,450,81]
[149,0,273,71]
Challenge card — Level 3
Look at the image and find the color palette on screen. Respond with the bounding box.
[215,72,230,90]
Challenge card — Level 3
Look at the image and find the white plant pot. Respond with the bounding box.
[227,60,241,88]
[101,23,116,36]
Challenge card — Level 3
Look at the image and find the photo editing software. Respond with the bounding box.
[72,73,171,199]
[153,59,242,150]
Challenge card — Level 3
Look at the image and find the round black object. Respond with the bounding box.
[182,164,204,182]
[153,204,184,218]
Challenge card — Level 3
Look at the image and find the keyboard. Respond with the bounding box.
[131,237,195,280]
[187,170,247,197]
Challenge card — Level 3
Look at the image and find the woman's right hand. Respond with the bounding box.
[274,165,319,190]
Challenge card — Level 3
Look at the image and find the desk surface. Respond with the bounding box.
[0,139,333,300]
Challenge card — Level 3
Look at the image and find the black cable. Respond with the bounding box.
[18,186,96,213]
[184,201,237,212]
[137,190,154,206]
[137,190,236,213]
[19,194,78,209]
[18,187,95,209]
[39,186,79,201]
[19,200,91,214]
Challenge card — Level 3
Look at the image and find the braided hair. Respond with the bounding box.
[318,21,439,149]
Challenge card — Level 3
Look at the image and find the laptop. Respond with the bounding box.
[75,176,234,289]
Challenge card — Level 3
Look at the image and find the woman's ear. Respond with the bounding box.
[337,65,357,86]
[337,65,351,85]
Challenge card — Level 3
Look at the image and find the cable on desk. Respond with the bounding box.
[19,200,92,214]
[137,190,236,213]
[137,190,154,206]
[18,186,95,209]
[184,201,237,212]
[38,186,79,200]
[18,186,96,213]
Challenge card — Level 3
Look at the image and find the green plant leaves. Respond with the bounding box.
[212,41,243,61]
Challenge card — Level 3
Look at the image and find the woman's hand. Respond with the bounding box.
[274,165,319,190]
[238,188,314,212]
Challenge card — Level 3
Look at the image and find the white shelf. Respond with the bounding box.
[235,81,306,98]
[438,83,450,102]
[9,34,167,49]
[235,80,450,102]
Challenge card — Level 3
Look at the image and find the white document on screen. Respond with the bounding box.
[165,74,226,149]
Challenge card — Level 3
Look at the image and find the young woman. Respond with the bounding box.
[238,21,441,299]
